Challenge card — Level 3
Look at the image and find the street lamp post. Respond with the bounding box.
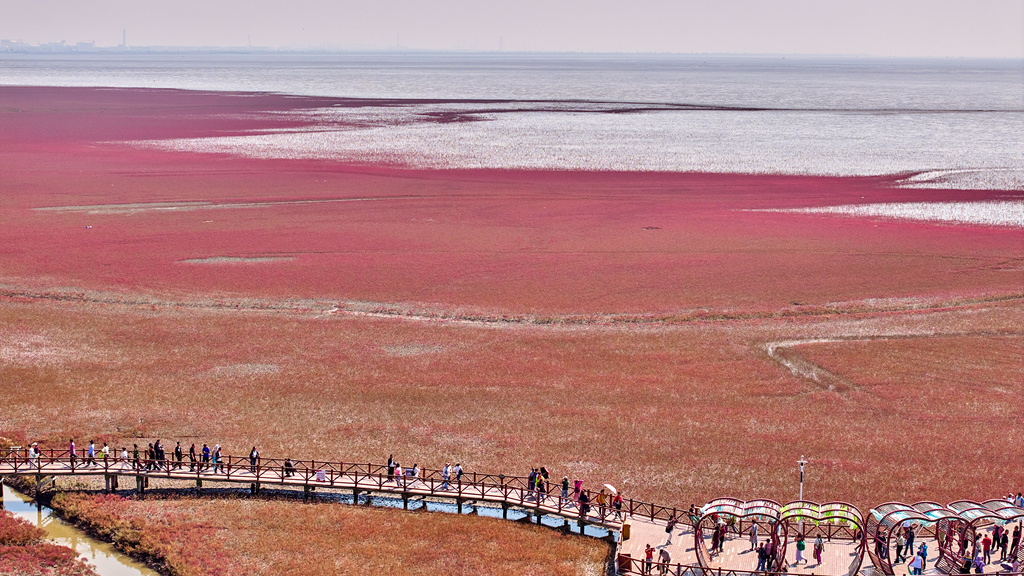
[798,456,808,500]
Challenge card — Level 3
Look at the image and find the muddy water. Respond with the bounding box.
[1,482,158,576]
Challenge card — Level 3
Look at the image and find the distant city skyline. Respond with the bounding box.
[1,0,1022,58]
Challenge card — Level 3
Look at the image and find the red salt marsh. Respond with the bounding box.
[1,86,1023,510]
[2,87,1022,317]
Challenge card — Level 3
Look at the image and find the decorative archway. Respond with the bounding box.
[695,499,865,576]
[944,500,1024,570]
[866,502,959,576]
[778,501,866,576]
[696,498,783,570]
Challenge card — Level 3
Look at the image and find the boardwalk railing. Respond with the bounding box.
[617,556,793,576]
[0,448,640,530]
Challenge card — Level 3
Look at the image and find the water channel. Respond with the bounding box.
[1,479,611,575]
[1,482,156,576]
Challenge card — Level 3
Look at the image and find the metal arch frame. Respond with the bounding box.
[981,499,1024,564]
[695,498,783,570]
[777,500,867,576]
[947,500,1024,567]
[695,498,866,576]
[866,502,960,576]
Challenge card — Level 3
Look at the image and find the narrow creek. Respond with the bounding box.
[2,482,158,576]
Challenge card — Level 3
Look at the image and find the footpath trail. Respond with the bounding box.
[2,450,1022,576]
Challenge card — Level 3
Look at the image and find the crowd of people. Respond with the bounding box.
[22,438,235,474]
[957,519,1023,574]
[20,441,1024,576]
[380,456,624,521]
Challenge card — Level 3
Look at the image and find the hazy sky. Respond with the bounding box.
[2,0,1022,57]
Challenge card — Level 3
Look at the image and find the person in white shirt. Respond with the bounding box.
[442,463,451,490]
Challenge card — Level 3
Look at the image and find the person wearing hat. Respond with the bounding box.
[28,442,39,466]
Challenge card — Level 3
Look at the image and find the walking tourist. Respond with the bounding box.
[814,534,824,565]
[718,524,726,553]
[596,489,607,519]
[613,492,624,520]
[1011,523,1021,558]
[411,463,419,486]
[28,442,39,466]
[561,477,570,501]
[86,440,96,466]
[711,525,721,556]
[919,542,928,570]
[387,455,395,483]
[100,442,109,464]
[1015,493,1023,509]
[665,512,677,545]
[189,443,196,471]
[574,479,583,501]
[756,543,767,572]
[174,442,183,470]
[395,463,404,488]
[896,531,906,562]
[643,544,654,575]
[119,447,128,466]
[794,533,806,565]
[68,438,76,467]
[146,443,155,470]
[749,522,759,551]
[201,444,211,470]
[442,462,451,490]
[132,444,139,470]
[214,445,223,473]
[283,458,296,478]
[982,532,992,564]
[764,540,775,571]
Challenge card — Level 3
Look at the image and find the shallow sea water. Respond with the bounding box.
[3,53,1024,193]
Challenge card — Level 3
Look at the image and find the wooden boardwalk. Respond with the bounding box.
[3,450,1021,576]
[0,450,625,532]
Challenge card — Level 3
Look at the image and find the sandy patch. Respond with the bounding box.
[380,344,446,357]
[207,363,281,377]
[34,196,414,215]
[751,200,1024,227]
[0,334,86,366]
[180,256,295,264]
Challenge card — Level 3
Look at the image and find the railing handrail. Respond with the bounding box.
[0,448,631,528]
